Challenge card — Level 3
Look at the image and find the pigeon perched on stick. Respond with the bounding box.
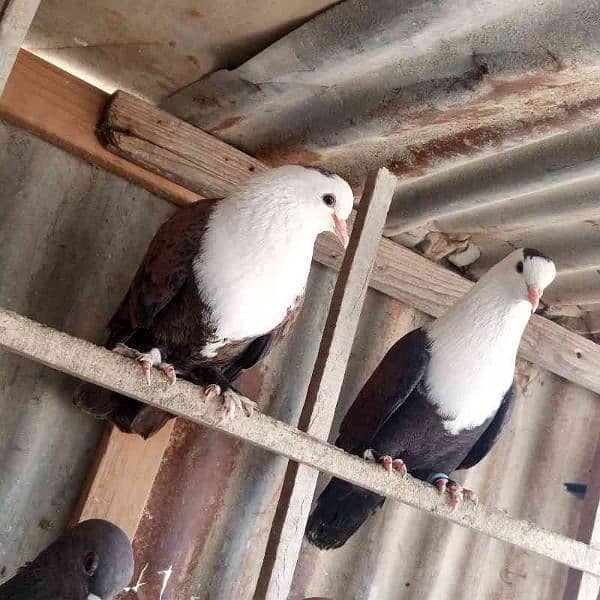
[306,248,556,550]
[75,165,353,438]
[0,519,133,599]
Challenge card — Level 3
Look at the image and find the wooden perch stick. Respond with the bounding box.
[1,307,599,577]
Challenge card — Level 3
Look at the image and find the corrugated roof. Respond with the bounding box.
[159,0,600,335]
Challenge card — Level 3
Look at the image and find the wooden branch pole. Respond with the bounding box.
[257,169,397,599]
[97,90,600,397]
[0,0,41,93]
[563,433,600,600]
[1,307,600,577]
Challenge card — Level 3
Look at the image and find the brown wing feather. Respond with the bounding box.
[336,327,430,454]
[107,200,217,346]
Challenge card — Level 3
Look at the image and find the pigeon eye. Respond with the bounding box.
[516,261,524,274]
[322,194,336,207]
[83,552,98,576]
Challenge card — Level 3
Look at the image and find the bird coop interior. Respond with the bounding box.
[1,1,600,599]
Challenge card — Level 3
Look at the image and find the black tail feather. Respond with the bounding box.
[73,382,172,439]
[305,478,385,550]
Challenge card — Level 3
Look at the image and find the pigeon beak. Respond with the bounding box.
[528,286,541,312]
[332,214,349,249]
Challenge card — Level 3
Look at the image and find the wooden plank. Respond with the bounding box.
[0,50,199,204]
[563,433,600,600]
[315,234,600,396]
[69,422,174,539]
[257,169,397,600]
[97,91,268,197]
[0,0,41,93]
[2,307,600,577]
[98,89,600,397]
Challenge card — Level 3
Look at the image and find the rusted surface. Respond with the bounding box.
[123,365,266,599]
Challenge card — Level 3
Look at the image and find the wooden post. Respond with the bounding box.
[256,169,397,600]
[0,0,41,93]
[563,433,600,600]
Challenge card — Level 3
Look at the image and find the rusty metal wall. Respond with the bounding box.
[23,0,339,101]
[0,119,174,580]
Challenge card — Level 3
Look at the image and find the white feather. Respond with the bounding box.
[193,166,353,356]
[425,249,556,435]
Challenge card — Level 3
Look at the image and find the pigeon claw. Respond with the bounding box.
[363,449,407,477]
[203,384,222,401]
[160,363,177,385]
[113,344,175,386]
[139,357,153,385]
[431,474,477,511]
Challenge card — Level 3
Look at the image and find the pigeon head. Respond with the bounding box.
[234,165,354,248]
[488,248,556,312]
[3,519,134,599]
[297,165,354,248]
[73,520,134,599]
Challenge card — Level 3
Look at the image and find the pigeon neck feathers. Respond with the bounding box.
[425,274,531,435]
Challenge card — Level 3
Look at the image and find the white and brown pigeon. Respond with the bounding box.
[0,519,134,599]
[75,165,353,438]
[306,248,556,550]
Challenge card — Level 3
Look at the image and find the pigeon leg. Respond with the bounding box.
[428,473,478,510]
[363,449,408,477]
[113,344,176,385]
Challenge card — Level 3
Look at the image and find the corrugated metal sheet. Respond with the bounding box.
[23,0,339,101]
[161,0,600,332]
[0,120,174,580]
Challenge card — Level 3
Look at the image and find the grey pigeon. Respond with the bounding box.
[0,519,134,599]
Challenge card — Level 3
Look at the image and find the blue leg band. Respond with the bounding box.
[428,472,450,485]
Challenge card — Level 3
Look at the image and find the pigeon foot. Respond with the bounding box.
[219,389,257,422]
[429,473,478,510]
[113,344,176,385]
[363,449,408,477]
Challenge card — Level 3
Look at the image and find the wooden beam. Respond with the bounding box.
[0,51,199,204]
[563,433,600,600]
[98,90,600,397]
[257,169,397,600]
[0,0,41,93]
[69,422,174,539]
[97,91,267,197]
[2,307,600,577]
